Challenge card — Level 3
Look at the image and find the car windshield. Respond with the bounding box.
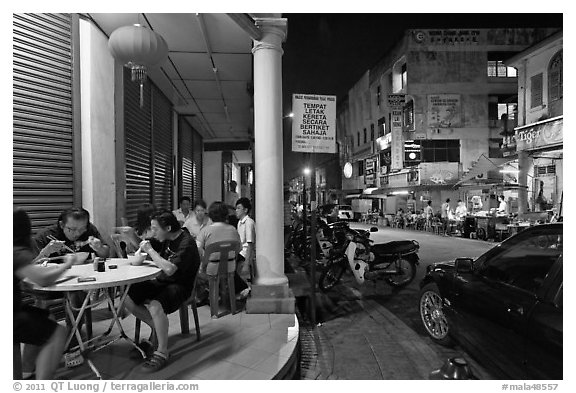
[475,224,562,293]
[339,206,352,210]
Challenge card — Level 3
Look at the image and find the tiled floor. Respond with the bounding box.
[54,304,298,380]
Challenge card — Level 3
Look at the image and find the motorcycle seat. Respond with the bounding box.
[371,240,418,256]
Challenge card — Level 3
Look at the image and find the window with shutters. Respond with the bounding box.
[531,73,543,108]
[548,50,562,101]
[370,123,375,141]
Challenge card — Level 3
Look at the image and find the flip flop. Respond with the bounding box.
[129,340,154,360]
[141,351,169,372]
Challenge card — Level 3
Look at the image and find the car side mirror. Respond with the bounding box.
[455,257,474,274]
[370,227,379,232]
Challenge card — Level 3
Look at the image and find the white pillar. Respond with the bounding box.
[247,17,294,314]
[252,18,288,286]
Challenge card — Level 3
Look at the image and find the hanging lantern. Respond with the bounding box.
[108,24,169,107]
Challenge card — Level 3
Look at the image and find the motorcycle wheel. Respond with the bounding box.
[319,261,345,292]
[385,257,416,287]
[418,283,453,346]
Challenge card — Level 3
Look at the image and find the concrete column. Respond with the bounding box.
[518,150,529,214]
[79,19,116,244]
[246,17,294,314]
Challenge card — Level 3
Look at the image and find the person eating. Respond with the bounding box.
[124,210,201,372]
[33,207,109,260]
[14,208,85,379]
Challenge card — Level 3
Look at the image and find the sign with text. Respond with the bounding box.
[388,94,406,108]
[391,109,403,170]
[427,94,462,128]
[516,118,563,151]
[292,94,337,153]
[365,157,377,186]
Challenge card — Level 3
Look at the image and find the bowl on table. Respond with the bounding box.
[127,253,147,266]
[70,251,90,264]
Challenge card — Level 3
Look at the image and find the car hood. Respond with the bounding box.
[427,259,456,274]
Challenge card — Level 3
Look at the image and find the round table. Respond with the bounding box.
[29,258,161,378]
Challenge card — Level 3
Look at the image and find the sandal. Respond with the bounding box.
[129,340,154,360]
[141,351,169,372]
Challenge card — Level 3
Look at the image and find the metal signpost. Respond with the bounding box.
[291,93,337,325]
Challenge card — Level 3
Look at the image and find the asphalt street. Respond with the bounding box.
[295,223,497,379]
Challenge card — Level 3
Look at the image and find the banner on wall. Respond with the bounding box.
[292,94,337,153]
[427,94,462,128]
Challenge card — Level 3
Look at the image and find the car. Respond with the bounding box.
[336,205,353,221]
[418,223,562,380]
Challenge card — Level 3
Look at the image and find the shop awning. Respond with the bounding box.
[455,154,515,186]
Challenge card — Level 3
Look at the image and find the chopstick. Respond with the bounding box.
[47,235,75,253]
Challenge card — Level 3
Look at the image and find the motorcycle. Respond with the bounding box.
[319,226,420,291]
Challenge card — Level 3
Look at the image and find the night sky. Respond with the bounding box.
[281,13,563,180]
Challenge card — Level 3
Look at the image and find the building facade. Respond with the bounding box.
[337,28,559,215]
[505,31,563,216]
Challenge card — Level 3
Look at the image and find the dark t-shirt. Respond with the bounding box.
[150,230,200,289]
[13,246,35,312]
[33,223,103,258]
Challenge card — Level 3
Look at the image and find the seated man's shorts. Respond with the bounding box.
[128,280,191,314]
[14,305,58,346]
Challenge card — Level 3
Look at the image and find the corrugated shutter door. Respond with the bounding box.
[124,68,152,225]
[192,130,203,201]
[179,118,193,201]
[13,13,74,233]
[152,85,173,211]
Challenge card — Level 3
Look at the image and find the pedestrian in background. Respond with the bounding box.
[235,197,255,299]
[441,198,451,236]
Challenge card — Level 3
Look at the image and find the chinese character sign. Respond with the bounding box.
[292,94,337,153]
[427,94,462,128]
[391,109,403,170]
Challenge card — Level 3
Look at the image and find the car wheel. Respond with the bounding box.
[419,283,454,346]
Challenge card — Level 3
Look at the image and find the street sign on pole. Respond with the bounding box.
[292,94,337,153]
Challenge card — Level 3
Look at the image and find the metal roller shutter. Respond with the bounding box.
[192,129,203,202]
[124,67,152,225]
[178,117,193,201]
[13,13,74,233]
[151,85,173,211]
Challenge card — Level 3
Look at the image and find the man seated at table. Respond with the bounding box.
[172,196,193,227]
[33,207,109,260]
[125,210,200,372]
[183,199,213,239]
[14,208,85,379]
[32,207,109,353]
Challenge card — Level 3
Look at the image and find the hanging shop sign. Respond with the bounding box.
[292,94,337,153]
[365,157,377,186]
[391,110,403,170]
[388,94,405,108]
[515,117,563,151]
[343,162,353,179]
[427,94,462,128]
[376,133,392,151]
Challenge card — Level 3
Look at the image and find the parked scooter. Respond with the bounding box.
[319,226,419,291]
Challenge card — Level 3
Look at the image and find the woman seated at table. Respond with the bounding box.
[14,208,84,379]
[115,204,157,254]
[124,210,201,372]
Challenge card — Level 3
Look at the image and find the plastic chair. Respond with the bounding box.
[134,276,201,343]
[203,240,241,319]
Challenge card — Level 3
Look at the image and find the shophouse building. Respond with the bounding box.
[505,30,562,216]
[337,28,559,217]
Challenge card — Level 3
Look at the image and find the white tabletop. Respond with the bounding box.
[29,258,162,292]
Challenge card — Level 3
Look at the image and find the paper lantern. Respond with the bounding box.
[108,24,169,107]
